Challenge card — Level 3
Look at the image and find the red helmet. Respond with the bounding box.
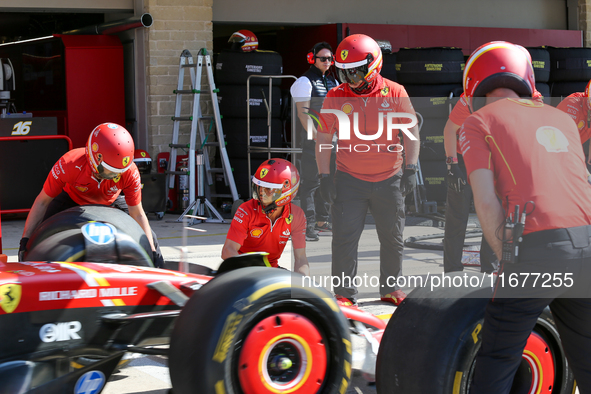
[252,159,299,212]
[86,123,135,176]
[228,30,258,52]
[334,34,383,86]
[463,41,535,111]
[584,79,591,111]
[133,149,152,174]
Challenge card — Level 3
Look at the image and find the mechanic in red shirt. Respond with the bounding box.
[222,159,309,276]
[316,34,420,306]
[443,58,546,274]
[19,123,162,267]
[556,80,591,160]
[460,41,591,393]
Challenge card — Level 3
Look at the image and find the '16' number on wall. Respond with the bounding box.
[12,121,32,135]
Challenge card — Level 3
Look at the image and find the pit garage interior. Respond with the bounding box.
[1,0,590,213]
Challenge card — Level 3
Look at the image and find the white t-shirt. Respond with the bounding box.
[290,76,313,103]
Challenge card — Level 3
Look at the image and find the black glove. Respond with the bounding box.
[319,174,336,205]
[18,237,29,262]
[152,250,165,269]
[447,163,467,193]
[400,168,417,197]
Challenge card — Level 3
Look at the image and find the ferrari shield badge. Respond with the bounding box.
[341,50,349,60]
[0,284,22,313]
[260,168,269,178]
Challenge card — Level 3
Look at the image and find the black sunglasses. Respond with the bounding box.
[315,56,333,62]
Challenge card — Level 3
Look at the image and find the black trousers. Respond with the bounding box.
[298,140,331,226]
[43,191,162,266]
[443,161,497,273]
[331,170,405,300]
[470,225,591,394]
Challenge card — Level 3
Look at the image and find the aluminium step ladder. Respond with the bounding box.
[167,49,238,224]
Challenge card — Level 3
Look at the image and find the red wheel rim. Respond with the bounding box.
[522,332,555,393]
[238,312,327,394]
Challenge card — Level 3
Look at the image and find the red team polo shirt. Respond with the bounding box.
[320,75,416,182]
[556,92,591,144]
[43,148,143,206]
[460,98,591,235]
[450,91,544,153]
[226,199,306,267]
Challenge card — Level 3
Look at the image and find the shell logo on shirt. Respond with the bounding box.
[578,120,585,130]
[75,186,89,193]
[260,168,269,178]
[285,214,293,224]
[250,228,264,238]
[536,126,569,153]
[341,103,354,115]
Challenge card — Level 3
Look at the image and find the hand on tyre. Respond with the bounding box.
[400,169,417,197]
[447,163,467,193]
[18,237,29,262]
[319,175,336,205]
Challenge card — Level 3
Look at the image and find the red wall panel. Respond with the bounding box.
[58,35,126,149]
[343,23,582,55]
[277,24,340,85]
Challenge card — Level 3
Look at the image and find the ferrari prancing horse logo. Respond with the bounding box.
[260,168,269,178]
[122,156,130,167]
[341,50,349,61]
[0,284,21,314]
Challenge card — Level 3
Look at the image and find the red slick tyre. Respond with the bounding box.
[169,267,352,394]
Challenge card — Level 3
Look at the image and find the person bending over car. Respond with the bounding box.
[221,159,310,276]
[19,123,163,267]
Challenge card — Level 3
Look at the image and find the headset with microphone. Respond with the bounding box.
[307,42,334,65]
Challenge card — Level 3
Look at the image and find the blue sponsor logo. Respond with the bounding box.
[81,222,116,245]
[74,370,105,394]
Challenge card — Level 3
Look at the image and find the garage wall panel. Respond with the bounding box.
[344,23,582,55]
[213,0,568,30]
[2,0,134,12]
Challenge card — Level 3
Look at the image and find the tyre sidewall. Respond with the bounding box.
[169,267,352,394]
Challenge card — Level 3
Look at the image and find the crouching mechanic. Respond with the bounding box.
[222,159,310,276]
[461,42,591,393]
[19,123,163,267]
